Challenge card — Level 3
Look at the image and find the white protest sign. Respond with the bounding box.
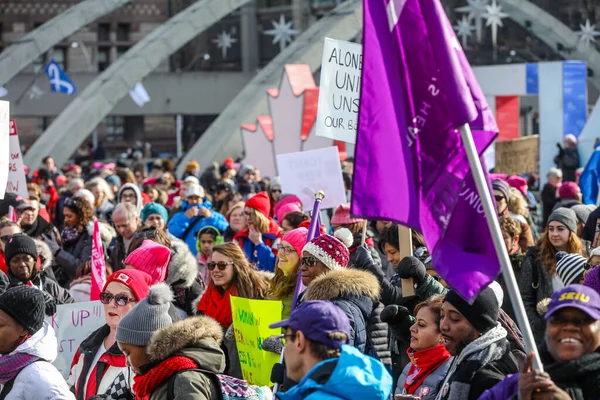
[277,146,346,211]
[0,101,9,200]
[7,120,28,198]
[315,38,362,144]
[46,301,105,378]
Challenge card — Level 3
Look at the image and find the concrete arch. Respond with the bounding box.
[0,0,133,87]
[499,0,600,90]
[24,0,252,169]
[177,0,362,177]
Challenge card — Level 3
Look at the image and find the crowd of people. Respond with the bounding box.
[0,143,598,400]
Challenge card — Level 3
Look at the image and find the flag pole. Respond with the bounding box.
[459,124,543,372]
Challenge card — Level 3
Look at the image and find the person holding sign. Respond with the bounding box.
[0,286,74,399]
[68,269,152,400]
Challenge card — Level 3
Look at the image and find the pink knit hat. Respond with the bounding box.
[282,228,308,255]
[276,203,302,223]
[125,240,171,284]
[507,176,528,197]
[274,195,303,221]
[302,228,353,270]
[558,182,580,200]
[331,203,364,225]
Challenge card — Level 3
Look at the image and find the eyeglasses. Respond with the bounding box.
[99,292,137,306]
[494,195,505,202]
[244,211,253,217]
[300,256,318,267]
[207,261,234,271]
[277,245,296,255]
[271,189,282,194]
[276,333,296,345]
[134,229,157,240]
[548,314,595,326]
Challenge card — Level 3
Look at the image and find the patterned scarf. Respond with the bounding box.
[61,226,81,244]
[0,352,39,383]
[404,344,451,395]
[133,355,197,400]
[197,284,237,328]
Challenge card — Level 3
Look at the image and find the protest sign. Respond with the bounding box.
[230,296,282,386]
[315,38,362,144]
[7,120,28,198]
[0,101,9,199]
[277,146,347,211]
[494,135,539,176]
[47,301,105,378]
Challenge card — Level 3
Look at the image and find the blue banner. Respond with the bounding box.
[526,63,538,95]
[562,61,587,138]
[44,59,77,95]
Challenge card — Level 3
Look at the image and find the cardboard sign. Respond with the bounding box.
[230,296,282,386]
[494,135,539,176]
[0,101,9,200]
[7,120,28,198]
[276,146,347,211]
[47,301,106,378]
[315,38,362,144]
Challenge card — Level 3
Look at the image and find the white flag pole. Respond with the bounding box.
[459,123,543,372]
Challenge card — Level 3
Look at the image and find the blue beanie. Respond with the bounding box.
[141,202,169,223]
[106,174,122,188]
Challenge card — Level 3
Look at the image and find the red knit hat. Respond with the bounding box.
[558,181,580,200]
[331,203,364,225]
[303,228,353,270]
[245,191,271,217]
[103,269,153,301]
[124,240,171,284]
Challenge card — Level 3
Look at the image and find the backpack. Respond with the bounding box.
[166,368,271,400]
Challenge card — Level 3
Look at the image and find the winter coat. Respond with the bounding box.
[107,235,127,272]
[22,215,60,242]
[583,206,600,242]
[117,183,143,214]
[497,251,525,322]
[53,191,74,231]
[54,227,92,286]
[166,238,204,316]
[0,322,74,400]
[302,268,381,358]
[144,316,226,400]
[276,344,393,400]
[518,246,554,344]
[397,357,452,400]
[95,197,114,222]
[556,146,580,182]
[168,200,228,256]
[541,183,559,226]
[67,325,133,400]
[234,220,281,273]
[551,198,581,213]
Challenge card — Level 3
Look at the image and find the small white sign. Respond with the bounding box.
[315,38,363,144]
[7,120,29,199]
[0,101,10,200]
[276,146,347,211]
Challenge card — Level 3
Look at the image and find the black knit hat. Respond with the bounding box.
[3,234,37,265]
[444,286,500,333]
[0,286,45,334]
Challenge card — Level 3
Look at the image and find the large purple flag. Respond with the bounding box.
[351,0,500,300]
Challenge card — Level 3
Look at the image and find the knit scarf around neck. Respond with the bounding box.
[133,355,198,400]
[540,346,600,400]
[404,344,451,395]
[61,226,81,244]
[0,352,40,383]
[197,284,237,328]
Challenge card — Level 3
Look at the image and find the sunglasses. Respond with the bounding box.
[207,261,234,271]
[0,235,11,244]
[300,256,318,267]
[271,189,282,194]
[99,292,137,306]
[494,195,505,202]
[548,314,595,326]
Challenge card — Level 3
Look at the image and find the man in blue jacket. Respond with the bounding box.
[272,300,393,400]
[167,184,228,255]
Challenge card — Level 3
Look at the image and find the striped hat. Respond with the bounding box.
[556,252,587,286]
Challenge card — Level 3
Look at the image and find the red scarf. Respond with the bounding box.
[404,344,451,395]
[197,284,237,328]
[133,356,198,400]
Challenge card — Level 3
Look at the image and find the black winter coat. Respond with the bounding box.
[55,227,92,286]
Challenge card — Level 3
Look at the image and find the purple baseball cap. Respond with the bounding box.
[545,284,600,320]
[270,301,351,349]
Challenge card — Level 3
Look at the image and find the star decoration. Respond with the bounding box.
[212,30,238,59]
[577,19,600,47]
[27,84,44,100]
[263,15,299,53]
[455,0,488,42]
[454,16,475,48]
[483,0,508,47]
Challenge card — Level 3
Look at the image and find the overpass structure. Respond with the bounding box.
[0,0,133,87]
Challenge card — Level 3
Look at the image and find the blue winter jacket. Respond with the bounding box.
[168,199,229,256]
[276,345,393,400]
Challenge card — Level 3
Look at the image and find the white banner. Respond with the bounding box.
[47,301,106,378]
[0,101,10,200]
[315,38,362,144]
[276,146,347,211]
[7,120,28,198]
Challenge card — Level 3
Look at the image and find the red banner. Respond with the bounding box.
[495,96,520,141]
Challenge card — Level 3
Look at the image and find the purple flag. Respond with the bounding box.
[351,0,500,300]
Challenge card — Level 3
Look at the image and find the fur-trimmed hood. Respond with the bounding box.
[166,237,198,288]
[146,316,226,373]
[34,239,54,271]
[84,220,116,248]
[303,268,380,301]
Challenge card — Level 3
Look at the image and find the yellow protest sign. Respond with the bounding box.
[230,296,282,386]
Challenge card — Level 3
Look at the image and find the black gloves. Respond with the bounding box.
[353,245,385,282]
[398,256,428,284]
[380,304,412,344]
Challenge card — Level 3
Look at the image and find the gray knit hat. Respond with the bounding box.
[116,283,173,346]
[548,207,578,234]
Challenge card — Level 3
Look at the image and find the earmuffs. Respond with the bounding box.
[196,226,224,253]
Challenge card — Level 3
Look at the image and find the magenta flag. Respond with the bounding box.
[90,217,106,301]
[352,0,500,300]
[8,206,16,222]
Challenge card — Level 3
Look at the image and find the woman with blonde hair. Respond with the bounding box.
[223,201,245,242]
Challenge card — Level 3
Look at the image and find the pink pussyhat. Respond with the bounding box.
[125,240,171,284]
